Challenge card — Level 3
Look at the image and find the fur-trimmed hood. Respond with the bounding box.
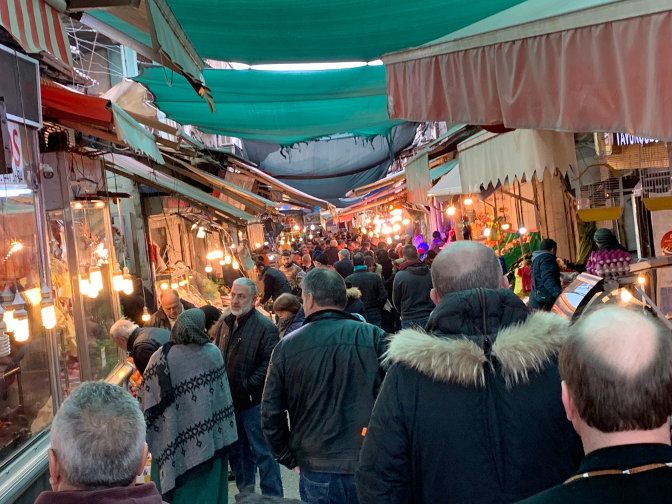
[346,286,362,299]
[383,312,569,388]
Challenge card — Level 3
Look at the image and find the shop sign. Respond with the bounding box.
[614,133,659,146]
[0,121,25,185]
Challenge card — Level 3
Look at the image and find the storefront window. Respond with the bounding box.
[0,126,52,467]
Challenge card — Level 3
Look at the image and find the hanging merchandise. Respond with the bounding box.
[40,285,56,330]
[112,263,124,292]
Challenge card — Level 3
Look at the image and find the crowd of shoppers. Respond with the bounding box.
[44,227,670,504]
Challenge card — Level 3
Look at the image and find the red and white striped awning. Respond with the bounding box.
[383,0,672,142]
[0,0,73,66]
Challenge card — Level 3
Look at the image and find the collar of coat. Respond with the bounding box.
[384,311,569,388]
[303,309,361,325]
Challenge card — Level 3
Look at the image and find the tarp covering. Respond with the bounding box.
[0,0,73,66]
[458,129,577,192]
[96,0,526,64]
[136,65,402,145]
[383,0,672,142]
[428,163,462,197]
[41,82,112,127]
[244,122,417,205]
[108,102,165,163]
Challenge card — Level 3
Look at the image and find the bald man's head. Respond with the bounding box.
[560,306,672,432]
[430,241,502,298]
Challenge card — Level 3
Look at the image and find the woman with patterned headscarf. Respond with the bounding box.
[140,309,237,504]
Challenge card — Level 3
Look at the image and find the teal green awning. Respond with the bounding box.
[430,158,459,181]
[136,65,403,145]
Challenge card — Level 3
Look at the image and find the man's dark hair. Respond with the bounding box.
[315,253,329,266]
[402,244,418,261]
[433,231,441,239]
[377,242,386,250]
[353,253,365,266]
[302,268,347,309]
[364,256,376,268]
[255,261,267,271]
[560,307,672,432]
[363,250,374,258]
[281,249,292,257]
[540,238,557,251]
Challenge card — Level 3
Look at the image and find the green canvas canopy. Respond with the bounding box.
[136,65,403,145]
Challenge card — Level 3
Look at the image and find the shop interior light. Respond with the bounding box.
[402,218,410,225]
[13,308,29,342]
[365,218,371,224]
[219,259,226,265]
[446,206,456,216]
[206,249,224,260]
[255,243,262,249]
[141,306,151,322]
[238,230,244,237]
[620,289,633,303]
[191,222,198,231]
[205,263,213,273]
[23,278,40,305]
[390,208,403,217]
[225,255,232,265]
[264,241,269,246]
[308,234,314,240]
[73,202,83,209]
[179,280,187,286]
[112,263,124,292]
[79,274,90,297]
[518,227,527,235]
[369,231,374,237]
[394,234,400,240]
[230,243,236,249]
[88,288,99,299]
[160,282,169,290]
[386,237,392,244]
[232,260,240,270]
[293,225,300,231]
[637,275,647,286]
[122,267,133,295]
[501,223,511,230]
[196,226,206,238]
[310,225,315,230]
[463,198,473,205]
[89,264,104,293]
[483,228,491,237]
[170,282,178,289]
[40,285,56,330]
[392,224,401,232]
[361,228,367,234]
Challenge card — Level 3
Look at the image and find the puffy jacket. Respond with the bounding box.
[344,287,367,320]
[260,267,292,304]
[212,308,279,411]
[261,310,386,473]
[356,288,583,504]
[392,262,435,322]
[334,259,354,279]
[530,250,562,309]
[144,300,196,330]
[346,269,387,326]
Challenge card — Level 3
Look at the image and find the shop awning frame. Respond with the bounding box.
[383,0,672,142]
[427,162,462,197]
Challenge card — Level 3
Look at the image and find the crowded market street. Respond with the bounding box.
[1,1,672,504]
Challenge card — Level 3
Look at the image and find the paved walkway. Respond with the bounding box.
[228,464,301,501]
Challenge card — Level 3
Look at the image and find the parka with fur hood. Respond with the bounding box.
[344,285,367,320]
[356,288,583,504]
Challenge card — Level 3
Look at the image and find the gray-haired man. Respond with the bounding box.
[262,268,386,504]
[36,381,165,504]
[109,319,169,375]
[210,277,283,499]
[333,248,354,279]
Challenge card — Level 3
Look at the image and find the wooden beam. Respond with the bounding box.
[60,119,121,145]
[338,191,408,217]
[67,0,141,12]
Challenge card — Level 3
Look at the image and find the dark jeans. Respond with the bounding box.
[400,317,430,330]
[300,470,359,504]
[230,404,283,498]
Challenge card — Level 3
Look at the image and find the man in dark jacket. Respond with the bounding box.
[325,239,341,265]
[392,244,435,329]
[530,238,562,311]
[211,278,283,498]
[262,268,386,504]
[144,289,196,330]
[334,249,354,278]
[255,261,292,305]
[516,306,672,504]
[356,241,583,504]
[109,319,169,375]
[346,253,387,327]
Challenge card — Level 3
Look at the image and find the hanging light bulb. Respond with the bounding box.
[446,206,457,216]
[310,225,315,230]
[160,282,169,290]
[112,263,124,292]
[395,235,400,240]
[501,223,511,230]
[518,227,527,235]
[219,259,226,266]
[637,275,647,286]
[11,290,28,341]
[361,228,367,234]
[463,198,473,205]
[40,285,56,330]
[170,282,178,289]
[89,263,103,293]
[393,224,401,232]
[230,243,236,249]
[484,228,492,237]
[1,286,13,333]
[88,288,99,299]
[141,306,151,322]
[232,260,240,270]
[205,263,213,273]
[620,289,633,303]
[386,237,392,244]
[308,234,313,239]
[196,226,206,238]
[122,267,133,295]
[402,218,410,225]
[225,255,232,265]
[179,280,187,287]
[206,250,224,260]
[23,278,40,305]
[390,208,403,217]
[293,225,300,231]
[369,231,374,238]
[79,274,90,297]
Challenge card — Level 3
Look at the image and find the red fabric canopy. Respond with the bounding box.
[41,84,112,128]
[384,4,672,141]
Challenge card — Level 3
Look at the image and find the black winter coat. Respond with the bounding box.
[356,288,583,504]
[346,269,387,326]
[127,327,170,375]
[261,310,386,473]
[392,262,435,321]
[334,259,354,279]
[344,286,367,320]
[212,308,279,411]
[530,250,562,309]
[260,267,292,304]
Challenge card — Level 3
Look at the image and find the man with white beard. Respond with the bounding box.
[210,278,283,499]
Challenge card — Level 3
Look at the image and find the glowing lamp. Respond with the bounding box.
[225,255,232,265]
[40,286,56,330]
[501,223,511,230]
[620,290,633,303]
[171,283,178,289]
[141,306,151,322]
[393,224,401,232]
[23,278,40,306]
[637,275,646,286]
[160,282,169,290]
[402,218,410,225]
[264,241,269,246]
[446,206,456,216]
[255,243,262,249]
[395,235,400,240]
[89,265,103,293]
[463,198,473,205]
[310,225,315,230]
[88,288,99,299]
[205,263,213,273]
[369,232,374,237]
[386,237,392,244]
[390,208,403,217]
[232,260,240,270]
[196,226,206,238]
[206,250,224,260]
[518,227,527,235]
[293,225,300,231]
[13,308,29,342]
[361,228,367,234]
[122,267,133,295]
[309,234,314,239]
[483,228,491,237]
[219,260,226,265]
[179,280,187,287]
[79,275,90,297]
[112,263,124,292]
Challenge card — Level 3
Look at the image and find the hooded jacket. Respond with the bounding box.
[530,249,562,308]
[344,286,367,320]
[346,269,387,326]
[356,288,583,504]
[34,484,167,504]
[392,261,434,321]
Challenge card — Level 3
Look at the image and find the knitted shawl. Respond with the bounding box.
[140,310,237,493]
